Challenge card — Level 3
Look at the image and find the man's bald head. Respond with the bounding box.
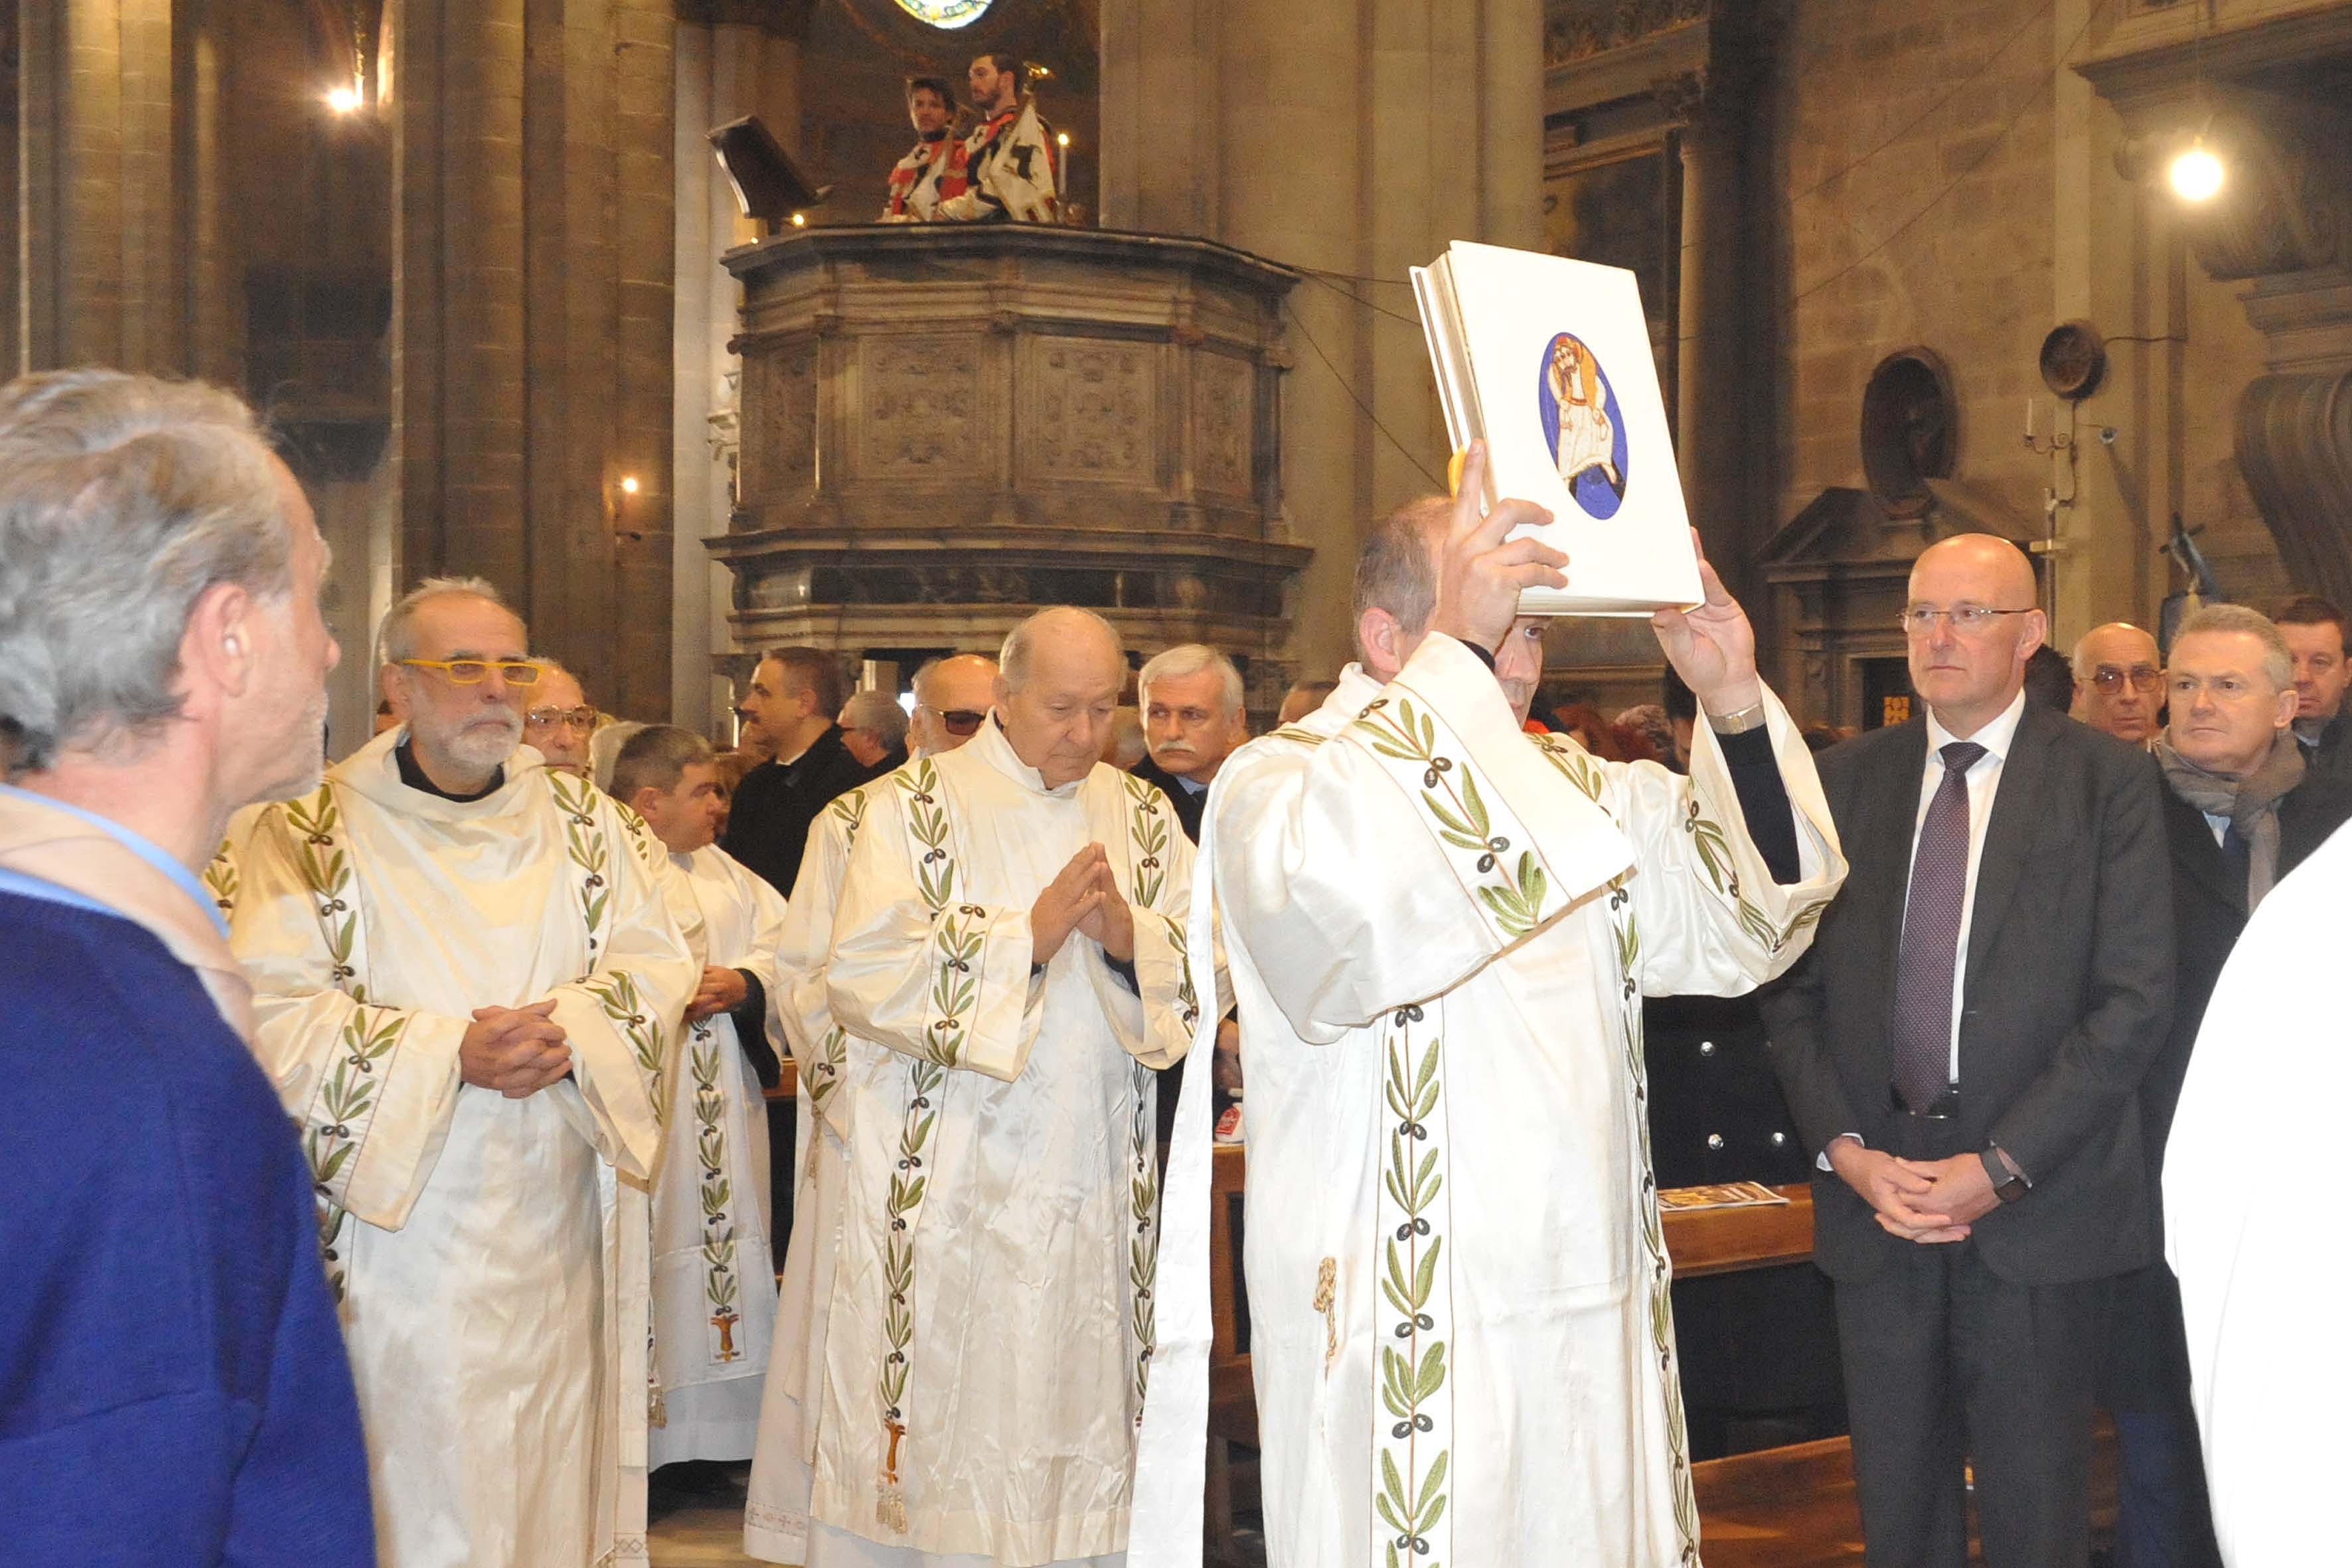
[1905,533,2047,737]
[2069,622,2163,745]
[996,607,1127,787]
[911,653,1000,756]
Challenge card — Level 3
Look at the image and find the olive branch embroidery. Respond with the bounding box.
[1355,696,1552,939]
[1375,1003,1450,1568]
[304,1004,408,1304]
[202,837,239,919]
[807,792,871,1135]
[875,761,970,1531]
[285,787,365,998]
[1119,779,1182,1418]
[580,970,666,1113]
[688,1017,744,1362]
[546,771,613,956]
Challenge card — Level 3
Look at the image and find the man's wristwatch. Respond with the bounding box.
[1980,1146,2029,1204]
[1706,700,1768,736]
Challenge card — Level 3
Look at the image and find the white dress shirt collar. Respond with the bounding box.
[1924,686,2027,766]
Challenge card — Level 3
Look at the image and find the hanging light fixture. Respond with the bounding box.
[2167,138,2223,201]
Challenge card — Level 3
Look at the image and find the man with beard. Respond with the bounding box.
[228,577,698,1568]
[935,53,1058,224]
[0,369,372,1563]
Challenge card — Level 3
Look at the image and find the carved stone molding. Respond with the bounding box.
[2236,366,2352,611]
[1545,0,1710,68]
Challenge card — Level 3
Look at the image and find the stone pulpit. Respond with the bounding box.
[712,224,1312,706]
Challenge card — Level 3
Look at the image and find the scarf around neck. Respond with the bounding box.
[2157,728,2306,909]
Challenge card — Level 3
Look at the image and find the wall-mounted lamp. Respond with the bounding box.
[325,82,362,115]
[617,475,641,497]
[2167,139,2225,202]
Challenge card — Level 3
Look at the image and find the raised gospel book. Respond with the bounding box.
[1411,240,1703,616]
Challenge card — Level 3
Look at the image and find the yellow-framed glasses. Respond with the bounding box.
[396,658,544,686]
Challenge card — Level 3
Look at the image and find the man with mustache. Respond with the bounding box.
[228,577,698,1568]
[1132,644,1247,846]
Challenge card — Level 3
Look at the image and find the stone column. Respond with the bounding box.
[674,0,809,735]
[1670,55,1768,607]
[17,0,183,371]
[392,0,676,719]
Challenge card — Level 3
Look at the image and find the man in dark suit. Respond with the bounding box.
[2109,604,2352,1568]
[1760,533,2173,1568]
[1130,642,1247,846]
[720,646,868,902]
[2272,593,2352,779]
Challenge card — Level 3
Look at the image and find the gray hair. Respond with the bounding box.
[1350,495,1450,655]
[377,576,511,668]
[999,605,1125,691]
[0,370,295,775]
[1138,643,1244,716]
[2173,603,2294,692]
[840,688,910,750]
[606,722,712,801]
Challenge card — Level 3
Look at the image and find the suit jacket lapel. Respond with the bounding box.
[1865,720,1930,1046]
[2163,784,2244,915]
[1962,705,2056,992]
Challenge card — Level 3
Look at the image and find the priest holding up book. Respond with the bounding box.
[1135,444,1846,1568]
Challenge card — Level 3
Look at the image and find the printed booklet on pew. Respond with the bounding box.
[1411,240,1703,616]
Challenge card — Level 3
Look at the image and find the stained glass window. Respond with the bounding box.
[893,0,993,28]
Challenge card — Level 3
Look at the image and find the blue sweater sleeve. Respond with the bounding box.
[0,896,376,1567]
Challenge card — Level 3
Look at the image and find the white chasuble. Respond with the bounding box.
[1131,635,1845,1568]
[747,787,878,1565]
[649,843,787,1468]
[228,731,696,1568]
[2165,822,2352,1568]
[809,722,1202,1568]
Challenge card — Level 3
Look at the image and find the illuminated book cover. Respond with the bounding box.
[1411,240,1703,616]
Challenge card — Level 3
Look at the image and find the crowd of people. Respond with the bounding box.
[0,370,2332,1568]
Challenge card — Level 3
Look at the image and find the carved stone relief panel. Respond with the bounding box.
[1026,337,1154,485]
[741,343,817,503]
[1190,351,1254,498]
[860,335,984,472]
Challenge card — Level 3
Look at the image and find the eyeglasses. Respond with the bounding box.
[526,706,599,730]
[2089,665,2163,694]
[396,658,543,686]
[1897,606,2037,635]
[927,707,986,737]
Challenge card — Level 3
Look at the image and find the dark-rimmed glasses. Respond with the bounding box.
[929,708,986,738]
[2088,665,2163,694]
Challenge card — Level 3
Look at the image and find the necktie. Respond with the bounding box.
[2220,820,2251,903]
[1891,740,1986,1114]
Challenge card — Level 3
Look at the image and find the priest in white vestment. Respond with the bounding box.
[2165,821,2352,1567]
[229,579,696,1568]
[747,653,1002,1565]
[804,612,1204,1568]
[607,725,788,1468]
[1133,452,1846,1568]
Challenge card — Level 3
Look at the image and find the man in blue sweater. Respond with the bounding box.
[0,369,374,1565]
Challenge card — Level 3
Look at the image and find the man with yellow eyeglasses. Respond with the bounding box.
[226,575,697,1568]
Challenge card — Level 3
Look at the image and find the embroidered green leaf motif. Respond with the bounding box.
[1375,1008,1450,1568]
[582,969,666,1112]
[1357,696,1555,948]
[202,838,239,918]
[686,1018,744,1359]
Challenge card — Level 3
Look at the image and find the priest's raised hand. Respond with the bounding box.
[1651,528,1764,718]
[1428,439,1566,654]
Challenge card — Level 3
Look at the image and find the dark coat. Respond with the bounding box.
[1758,704,2176,1286]
[720,724,872,900]
[1129,752,1207,845]
[2105,763,2352,1407]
